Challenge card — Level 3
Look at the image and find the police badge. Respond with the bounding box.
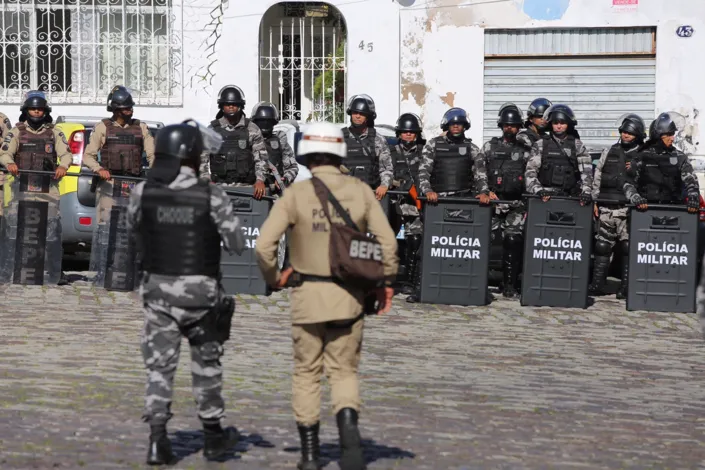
[270,140,279,149]
[511,152,520,161]
[238,140,247,149]
[458,146,467,155]
[45,143,54,153]
[670,156,678,165]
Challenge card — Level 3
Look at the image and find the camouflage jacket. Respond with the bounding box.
[199,115,270,183]
[126,166,246,308]
[525,134,594,196]
[623,145,700,203]
[417,135,488,195]
[269,129,299,184]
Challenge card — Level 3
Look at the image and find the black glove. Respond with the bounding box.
[537,190,551,199]
[687,194,700,213]
[631,194,648,210]
[579,192,593,206]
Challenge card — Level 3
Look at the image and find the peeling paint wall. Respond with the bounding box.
[400,0,705,154]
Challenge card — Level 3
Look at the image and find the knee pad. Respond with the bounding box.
[619,240,629,256]
[198,341,223,362]
[504,233,524,250]
[594,240,612,257]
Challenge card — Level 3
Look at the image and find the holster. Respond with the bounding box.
[215,296,235,344]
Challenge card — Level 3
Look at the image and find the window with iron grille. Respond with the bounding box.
[0,0,183,105]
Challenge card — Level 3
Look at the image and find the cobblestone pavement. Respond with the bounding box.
[1,275,705,470]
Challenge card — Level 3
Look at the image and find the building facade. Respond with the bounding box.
[0,0,702,155]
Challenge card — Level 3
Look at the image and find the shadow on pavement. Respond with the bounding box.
[285,438,415,467]
[170,427,275,463]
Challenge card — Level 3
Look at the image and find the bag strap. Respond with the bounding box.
[311,176,361,232]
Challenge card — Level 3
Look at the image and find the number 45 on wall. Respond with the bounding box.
[359,41,374,52]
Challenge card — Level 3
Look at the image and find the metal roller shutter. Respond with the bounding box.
[482,28,656,150]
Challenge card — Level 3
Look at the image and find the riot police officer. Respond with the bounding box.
[250,101,298,192]
[409,108,491,303]
[589,114,646,298]
[624,112,700,214]
[200,85,270,200]
[483,104,532,298]
[82,86,156,264]
[521,98,552,144]
[342,94,394,200]
[126,120,245,465]
[389,113,424,297]
[525,104,593,205]
[0,91,72,284]
[255,122,398,470]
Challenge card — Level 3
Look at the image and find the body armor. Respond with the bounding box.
[101,118,144,176]
[210,119,255,184]
[538,135,580,194]
[390,144,421,190]
[487,137,525,198]
[264,134,284,175]
[343,127,380,188]
[140,180,221,276]
[17,124,56,171]
[637,148,684,203]
[598,144,629,203]
[429,137,473,193]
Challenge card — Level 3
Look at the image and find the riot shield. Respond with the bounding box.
[521,197,592,308]
[91,177,139,291]
[419,198,492,306]
[220,186,273,296]
[0,173,61,285]
[627,206,697,313]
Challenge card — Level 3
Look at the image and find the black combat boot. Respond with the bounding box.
[401,235,422,295]
[502,234,523,298]
[202,421,239,461]
[336,408,366,470]
[146,424,175,466]
[297,422,322,470]
[616,241,629,300]
[405,260,422,304]
[588,255,611,295]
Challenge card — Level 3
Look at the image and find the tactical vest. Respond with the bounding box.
[429,137,473,193]
[210,119,255,184]
[598,144,629,203]
[264,134,284,176]
[486,137,525,198]
[140,180,221,276]
[343,127,380,188]
[101,118,144,176]
[637,149,684,203]
[17,123,56,171]
[539,135,580,194]
[389,143,421,190]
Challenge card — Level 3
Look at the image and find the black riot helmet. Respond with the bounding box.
[106,86,135,112]
[649,112,679,140]
[250,101,279,136]
[497,103,524,128]
[526,98,552,119]
[19,90,52,125]
[543,104,577,126]
[395,113,422,135]
[616,113,646,142]
[217,85,246,108]
[150,120,224,184]
[440,107,470,132]
[346,94,377,120]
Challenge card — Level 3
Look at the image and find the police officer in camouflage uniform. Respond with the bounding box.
[126,120,245,465]
[525,104,594,206]
[389,113,424,297]
[0,91,72,284]
[624,111,700,215]
[483,104,532,298]
[589,114,646,298]
[250,101,298,192]
[342,94,394,201]
[520,98,552,144]
[407,107,492,303]
[200,85,270,200]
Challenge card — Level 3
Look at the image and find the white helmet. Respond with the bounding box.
[297,122,347,162]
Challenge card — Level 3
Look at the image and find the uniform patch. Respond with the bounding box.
[59,132,68,145]
[511,152,520,161]
[238,139,247,149]
[4,132,13,142]
[270,140,279,149]
[45,143,54,153]
[459,147,467,155]
[670,156,678,165]
[3,118,11,129]
[1,144,8,151]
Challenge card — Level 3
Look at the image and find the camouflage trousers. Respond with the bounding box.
[595,205,629,248]
[491,202,526,237]
[396,201,423,236]
[141,302,225,425]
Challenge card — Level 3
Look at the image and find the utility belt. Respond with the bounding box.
[287,272,344,288]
